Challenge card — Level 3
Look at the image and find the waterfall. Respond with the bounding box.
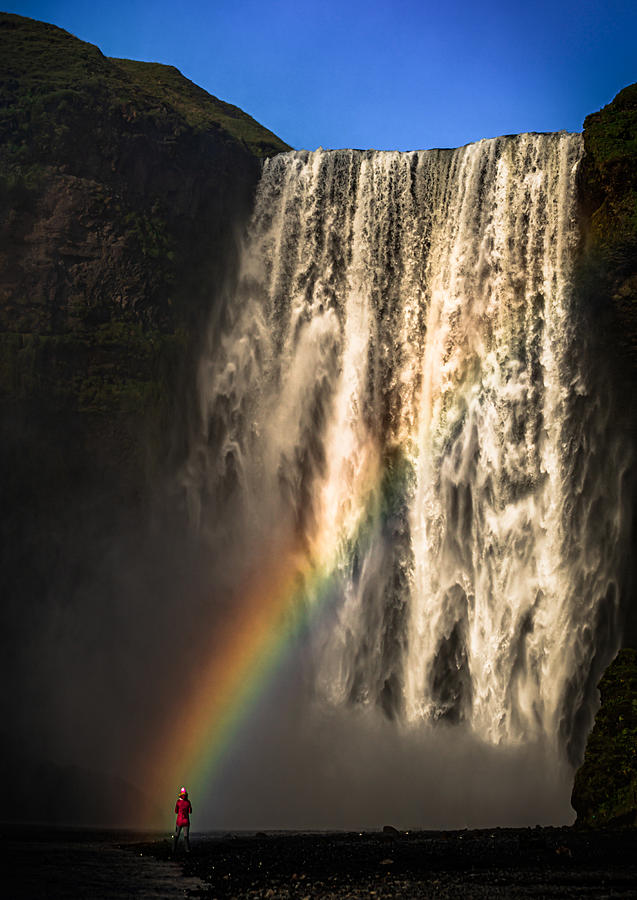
[185,133,630,773]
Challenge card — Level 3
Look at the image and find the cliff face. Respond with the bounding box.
[0,14,290,816]
[0,12,288,429]
[571,86,637,827]
[577,82,637,372]
[577,83,637,647]
[571,649,637,827]
[574,86,637,658]
[0,11,289,532]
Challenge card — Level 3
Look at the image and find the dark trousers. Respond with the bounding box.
[173,823,191,852]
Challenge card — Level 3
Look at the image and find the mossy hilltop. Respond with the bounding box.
[0,11,288,506]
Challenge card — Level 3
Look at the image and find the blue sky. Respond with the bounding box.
[5,0,637,150]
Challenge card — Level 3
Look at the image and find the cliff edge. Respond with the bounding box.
[577,82,637,372]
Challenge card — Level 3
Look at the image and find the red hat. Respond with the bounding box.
[179,786,187,794]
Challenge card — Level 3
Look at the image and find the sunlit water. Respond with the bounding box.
[182,135,631,825]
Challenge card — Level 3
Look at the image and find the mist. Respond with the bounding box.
[202,664,575,830]
[0,451,577,831]
[0,408,246,826]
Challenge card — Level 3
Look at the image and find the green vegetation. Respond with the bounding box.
[0,10,290,433]
[0,325,187,415]
[582,83,637,246]
[571,649,637,827]
[572,87,637,829]
[111,58,290,157]
[0,12,289,167]
[1,14,119,169]
[578,83,637,367]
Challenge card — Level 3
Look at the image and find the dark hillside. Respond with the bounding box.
[572,86,637,828]
[0,10,289,485]
[576,83,637,648]
[0,12,289,822]
[577,82,637,373]
[110,57,288,158]
[571,648,637,827]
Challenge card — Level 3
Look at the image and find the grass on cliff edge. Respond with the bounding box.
[583,82,637,245]
[110,58,290,156]
[0,11,290,158]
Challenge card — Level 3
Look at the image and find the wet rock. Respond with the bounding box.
[571,648,637,827]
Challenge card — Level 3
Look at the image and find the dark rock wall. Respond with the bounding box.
[0,12,288,529]
[576,83,637,648]
[0,13,289,821]
[571,648,637,827]
[0,14,288,484]
[577,83,637,369]
[571,86,637,826]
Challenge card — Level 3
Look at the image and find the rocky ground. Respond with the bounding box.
[2,824,636,898]
[0,825,204,899]
[148,826,637,899]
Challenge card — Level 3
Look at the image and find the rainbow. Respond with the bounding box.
[147,540,324,818]
[143,440,395,824]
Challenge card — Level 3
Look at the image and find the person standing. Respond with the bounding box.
[173,786,192,854]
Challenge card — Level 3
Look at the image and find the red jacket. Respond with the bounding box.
[175,797,192,827]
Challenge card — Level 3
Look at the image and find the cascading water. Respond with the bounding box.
[184,133,631,823]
